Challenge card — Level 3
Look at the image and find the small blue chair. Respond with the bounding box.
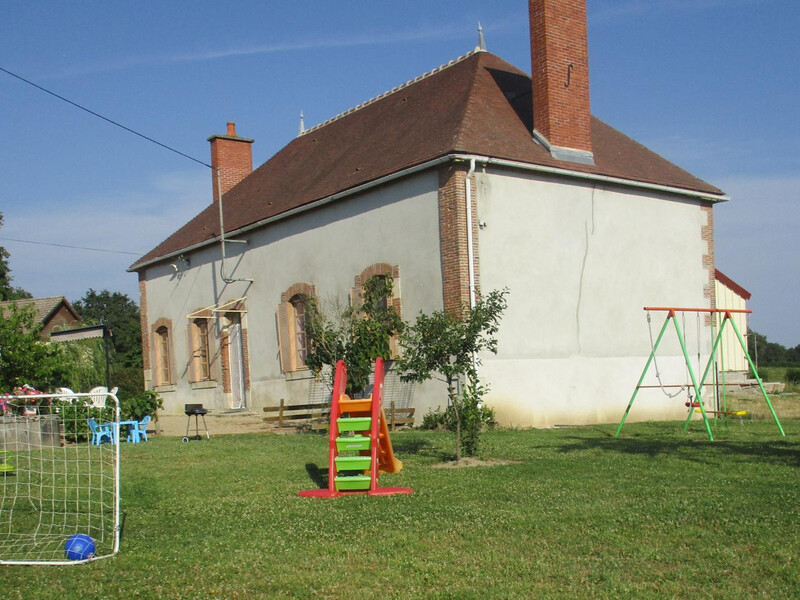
[128,415,151,443]
[87,418,114,445]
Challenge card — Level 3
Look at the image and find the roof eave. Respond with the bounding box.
[130,151,726,273]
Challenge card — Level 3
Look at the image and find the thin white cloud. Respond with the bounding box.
[49,22,481,80]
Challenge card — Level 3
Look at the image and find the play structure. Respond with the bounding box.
[0,391,121,565]
[299,358,412,498]
[615,307,785,441]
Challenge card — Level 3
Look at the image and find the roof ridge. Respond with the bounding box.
[300,49,484,136]
[450,50,487,150]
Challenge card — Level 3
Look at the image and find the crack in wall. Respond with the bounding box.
[576,185,596,353]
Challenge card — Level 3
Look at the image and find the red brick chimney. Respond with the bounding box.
[208,122,254,202]
[529,0,594,165]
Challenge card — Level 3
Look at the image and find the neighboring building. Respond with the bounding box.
[0,296,81,340]
[714,269,752,373]
[129,0,728,427]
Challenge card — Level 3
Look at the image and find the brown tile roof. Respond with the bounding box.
[131,51,724,270]
[0,296,79,325]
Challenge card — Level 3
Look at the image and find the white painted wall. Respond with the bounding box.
[142,163,719,429]
[142,171,447,416]
[475,168,714,427]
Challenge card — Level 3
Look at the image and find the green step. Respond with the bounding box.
[335,435,371,452]
[335,455,372,472]
[337,417,371,432]
[334,475,371,491]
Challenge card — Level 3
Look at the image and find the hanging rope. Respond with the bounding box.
[646,311,685,398]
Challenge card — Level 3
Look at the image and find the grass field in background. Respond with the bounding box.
[1,419,798,599]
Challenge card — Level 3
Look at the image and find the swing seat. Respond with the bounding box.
[695,408,747,416]
[685,401,702,408]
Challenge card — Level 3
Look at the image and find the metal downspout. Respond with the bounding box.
[465,158,478,374]
[466,158,477,310]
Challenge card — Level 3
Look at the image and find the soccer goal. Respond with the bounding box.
[0,391,120,565]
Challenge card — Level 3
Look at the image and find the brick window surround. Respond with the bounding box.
[351,263,402,317]
[277,282,317,374]
[151,317,175,387]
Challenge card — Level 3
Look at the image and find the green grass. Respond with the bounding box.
[2,420,799,599]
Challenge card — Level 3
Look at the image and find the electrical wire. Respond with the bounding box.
[0,66,212,169]
[0,237,141,256]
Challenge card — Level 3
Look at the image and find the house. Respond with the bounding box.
[129,0,728,428]
[0,296,81,340]
[714,269,752,374]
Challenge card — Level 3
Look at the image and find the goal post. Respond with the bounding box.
[0,391,120,565]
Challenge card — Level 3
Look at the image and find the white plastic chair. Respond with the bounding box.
[55,387,78,404]
[87,386,108,409]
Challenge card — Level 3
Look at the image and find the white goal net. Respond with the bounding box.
[0,392,120,565]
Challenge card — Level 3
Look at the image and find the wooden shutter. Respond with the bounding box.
[276,302,296,373]
[350,285,364,312]
[186,323,198,382]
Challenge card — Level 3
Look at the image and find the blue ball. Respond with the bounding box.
[64,534,96,561]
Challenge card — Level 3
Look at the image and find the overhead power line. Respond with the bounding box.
[0,65,212,169]
[0,237,142,256]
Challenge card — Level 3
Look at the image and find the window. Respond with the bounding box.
[152,319,174,386]
[351,264,402,358]
[189,318,212,382]
[157,327,170,383]
[291,295,309,365]
[351,263,402,317]
[277,283,317,374]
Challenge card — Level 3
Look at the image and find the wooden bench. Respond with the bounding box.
[263,400,415,431]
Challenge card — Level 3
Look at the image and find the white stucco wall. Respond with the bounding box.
[142,170,447,416]
[141,162,720,429]
[475,168,715,427]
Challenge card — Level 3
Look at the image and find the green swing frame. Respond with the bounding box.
[615,307,785,441]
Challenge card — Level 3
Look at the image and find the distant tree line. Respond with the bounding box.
[749,330,800,367]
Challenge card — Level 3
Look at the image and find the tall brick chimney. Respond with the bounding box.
[529,0,594,165]
[208,122,254,203]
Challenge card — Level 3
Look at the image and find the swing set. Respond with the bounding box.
[615,306,785,441]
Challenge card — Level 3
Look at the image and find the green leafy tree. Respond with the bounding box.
[73,289,142,368]
[72,289,144,401]
[397,289,508,459]
[304,276,403,395]
[0,302,68,391]
[0,212,32,301]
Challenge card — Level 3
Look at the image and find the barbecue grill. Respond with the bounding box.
[182,404,210,442]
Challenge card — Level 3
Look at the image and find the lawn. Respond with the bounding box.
[1,419,798,599]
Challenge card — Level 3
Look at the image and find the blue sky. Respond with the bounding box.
[1,1,799,346]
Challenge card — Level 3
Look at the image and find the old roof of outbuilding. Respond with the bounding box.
[131,50,724,270]
[0,296,79,324]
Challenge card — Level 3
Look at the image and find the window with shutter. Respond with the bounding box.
[188,318,212,382]
[352,264,402,359]
[152,318,174,386]
[277,283,317,375]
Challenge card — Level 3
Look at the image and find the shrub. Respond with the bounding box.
[785,368,800,386]
[120,390,163,422]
